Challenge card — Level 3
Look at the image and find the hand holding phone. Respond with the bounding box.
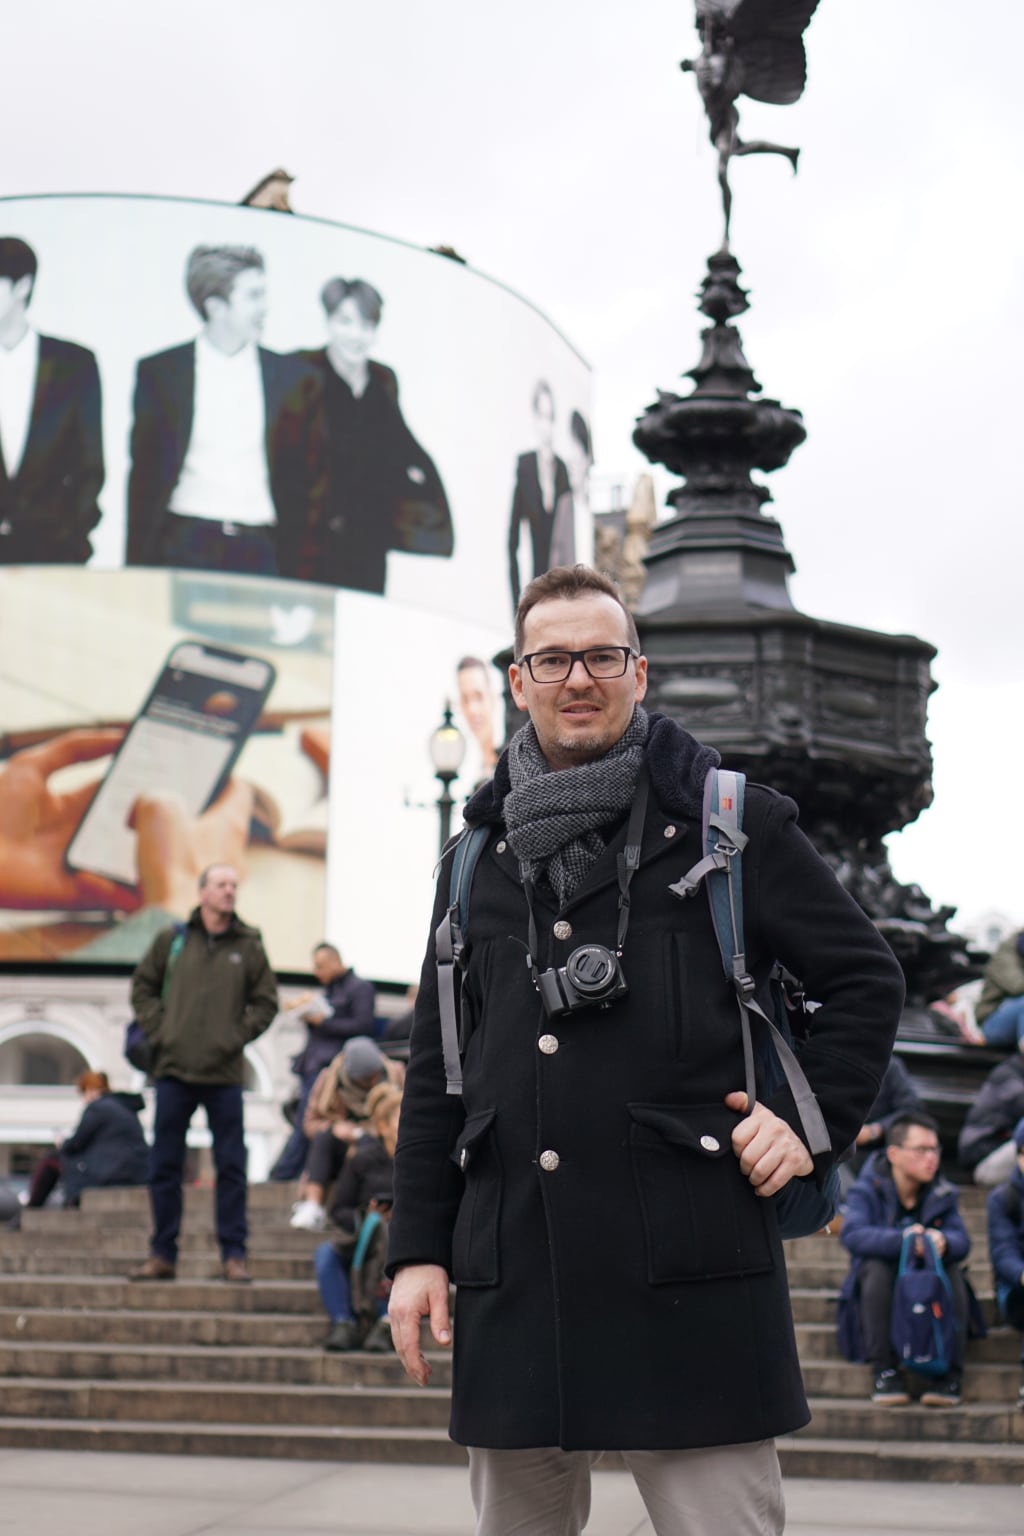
[66,642,275,888]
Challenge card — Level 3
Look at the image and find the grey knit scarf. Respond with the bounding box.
[503,706,650,903]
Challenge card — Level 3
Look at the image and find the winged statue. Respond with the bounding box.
[681,0,820,245]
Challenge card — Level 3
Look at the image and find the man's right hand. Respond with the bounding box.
[388,1263,451,1385]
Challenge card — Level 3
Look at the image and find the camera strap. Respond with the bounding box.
[523,763,650,983]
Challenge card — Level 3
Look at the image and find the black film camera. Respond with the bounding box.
[535,943,628,1019]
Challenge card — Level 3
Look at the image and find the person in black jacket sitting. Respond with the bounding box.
[28,1071,148,1208]
[314,1082,401,1353]
[271,942,376,1182]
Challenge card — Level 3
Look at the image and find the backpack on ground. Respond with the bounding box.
[890,1228,958,1379]
[123,923,187,1072]
[669,767,839,1239]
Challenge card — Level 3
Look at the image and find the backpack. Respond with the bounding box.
[434,766,837,1238]
[668,767,839,1239]
[123,923,187,1072]
[890,1228,958,1379]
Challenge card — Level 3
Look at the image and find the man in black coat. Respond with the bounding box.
[125,244,321,580]
[387,564,905,1535]
[0,237,103,563]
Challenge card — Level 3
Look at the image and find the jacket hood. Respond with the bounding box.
[186,908,262,940]
[463,712,720,829]
[109,1091,146,1115]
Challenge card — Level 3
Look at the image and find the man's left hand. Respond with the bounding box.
[725,1091,813,1197]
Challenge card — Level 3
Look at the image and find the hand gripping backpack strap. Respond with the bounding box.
[671,767,831,1160]
[435,826,489,1097]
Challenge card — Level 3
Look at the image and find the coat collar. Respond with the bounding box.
[470,714,718,914]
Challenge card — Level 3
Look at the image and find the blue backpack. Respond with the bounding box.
[890,1228,957,1379]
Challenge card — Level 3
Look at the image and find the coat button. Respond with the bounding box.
[538,1034,559,1055]
[700,1135,720,1152]
[496,840,507,853]
[663,825,677,838]
[553,920,573,941]
[539,1150,560,1172]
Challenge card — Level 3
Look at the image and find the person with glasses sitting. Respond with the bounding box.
[840,1113,971,1406]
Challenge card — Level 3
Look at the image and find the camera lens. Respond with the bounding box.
[564,945,618,998]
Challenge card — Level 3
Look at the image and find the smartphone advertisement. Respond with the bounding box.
[0,567,333,972]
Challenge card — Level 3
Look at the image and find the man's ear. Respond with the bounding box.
[508,663,529,714]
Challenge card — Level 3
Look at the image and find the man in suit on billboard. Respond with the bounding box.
[0,237,103,564]
[126,244,322,580]
[507,379,570,610]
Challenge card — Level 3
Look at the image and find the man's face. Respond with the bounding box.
[327,296,377,368]
[199,865,238,920]
[312,947,344,985]
[0,275,30,333]
[509,594,647,770]
[534,392,555,452]
[887,1125,941,1190]
[210,267,267,346]
[457,664,494,742]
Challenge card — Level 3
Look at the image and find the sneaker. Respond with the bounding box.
[361,1317,395,1354]
[871,1367,910,1405]
[324,1319,360,1352]
[920,1375,961,1408]
[290,1200,326,1231]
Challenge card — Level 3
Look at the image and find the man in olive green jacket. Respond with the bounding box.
[129,865,278,1282]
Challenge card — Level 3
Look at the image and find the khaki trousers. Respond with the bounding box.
[468,1440,784,1536]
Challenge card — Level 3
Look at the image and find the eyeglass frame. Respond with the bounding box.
[895,1142,941,1156]
[516,646,640,684]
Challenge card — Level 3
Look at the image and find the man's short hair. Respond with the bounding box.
[457,655,488,676]
[198,863,236,890]
[886,1113,940,1148]
[0,237,37,301]
[320,276,383,325]
[313,941,341,961]
[186,245,264,319]
[514,563,640,659]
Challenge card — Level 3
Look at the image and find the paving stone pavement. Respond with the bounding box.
[0,1452,1020,1535]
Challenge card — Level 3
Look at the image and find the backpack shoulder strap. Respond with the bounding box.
[670,766,831,1159]
[435,826,489,1098]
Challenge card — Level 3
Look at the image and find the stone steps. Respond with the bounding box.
[1,1185,1022,1481]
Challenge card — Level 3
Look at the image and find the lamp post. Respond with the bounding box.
[429,702,466,854]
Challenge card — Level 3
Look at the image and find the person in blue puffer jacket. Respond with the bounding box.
[840,1113,971,1408]
[986,1115,1024,1409]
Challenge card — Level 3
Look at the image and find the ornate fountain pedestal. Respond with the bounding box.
[632,252,972,1006]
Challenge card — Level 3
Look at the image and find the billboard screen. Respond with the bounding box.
[0,194,591,628]
[0,197,590,977]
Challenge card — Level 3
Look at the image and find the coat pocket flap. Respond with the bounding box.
[627,1102,740,1160]
[451,1107,497,1171]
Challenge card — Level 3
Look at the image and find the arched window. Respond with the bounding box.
[0,1028,90,1087]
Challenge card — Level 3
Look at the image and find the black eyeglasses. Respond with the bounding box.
[517,646,638,683]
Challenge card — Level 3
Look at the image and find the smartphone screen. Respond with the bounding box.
[66,641,276,886]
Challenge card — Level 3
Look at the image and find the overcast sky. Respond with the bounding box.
[6,0,1022,934]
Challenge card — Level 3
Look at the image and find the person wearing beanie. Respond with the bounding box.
[289,1035,403,1231]
[986,1115,1024,1407]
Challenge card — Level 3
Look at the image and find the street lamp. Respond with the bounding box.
[428,702,466,854]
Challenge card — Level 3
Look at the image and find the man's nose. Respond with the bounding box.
[564,657,593,684]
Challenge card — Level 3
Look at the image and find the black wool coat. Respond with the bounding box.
[388,715,905,1451]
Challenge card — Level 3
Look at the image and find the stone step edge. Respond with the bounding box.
[0,1420,1020,1483]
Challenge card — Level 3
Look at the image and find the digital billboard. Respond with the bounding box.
[0,196,590,977]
